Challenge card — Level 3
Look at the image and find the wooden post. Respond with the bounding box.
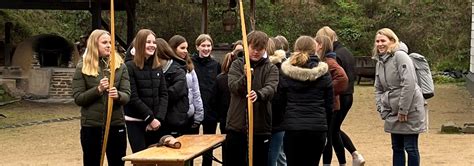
[4,22,12,66]
[238,1,253,166]
[250,0,255,31]
[126,0,136,47]
[91,0,101,29]
[201,0,208,34]
[100,0,117,165]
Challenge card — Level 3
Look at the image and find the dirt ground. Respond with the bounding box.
[0,83,473,166]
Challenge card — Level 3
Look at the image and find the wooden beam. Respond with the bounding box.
[4,22,13,66]
[250,0,255,31]
[201,0,208,34]
[126,0,136,46]
[91,0,102,30]
[0,0,132,10]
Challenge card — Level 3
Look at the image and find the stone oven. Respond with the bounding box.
[8,34,80,99]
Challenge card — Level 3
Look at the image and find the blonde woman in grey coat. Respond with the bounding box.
[373,28,426,166]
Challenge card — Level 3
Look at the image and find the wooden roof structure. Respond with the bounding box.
[0,0,138,48]
[0,0,256,66]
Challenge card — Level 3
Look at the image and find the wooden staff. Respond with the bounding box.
[100,0,117,165]
[238,0,253,166]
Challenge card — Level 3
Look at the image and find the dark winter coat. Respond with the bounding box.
[334,41,356,95]
[72,59,131,127]
[163,59,189,128]
[124,57,168,124]
[214,72,230,125]
[227,57,279,135]
[279,55,333,132]
[269,50,287,132]
[191,53,221,122]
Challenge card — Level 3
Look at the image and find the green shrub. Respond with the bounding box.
[0,86,14,103]
[433,74,465,84]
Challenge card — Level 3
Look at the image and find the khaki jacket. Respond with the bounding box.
[226,58,279,135]
[73,61,131,127]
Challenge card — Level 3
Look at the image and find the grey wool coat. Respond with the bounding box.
[374,46,427,134]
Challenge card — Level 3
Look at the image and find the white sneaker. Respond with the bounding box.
[352,151,366,166]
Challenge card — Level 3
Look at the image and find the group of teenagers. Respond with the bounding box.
[72,26,427,166]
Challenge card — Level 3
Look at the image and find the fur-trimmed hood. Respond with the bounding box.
[281,56,328,81]
[269,50,287,64]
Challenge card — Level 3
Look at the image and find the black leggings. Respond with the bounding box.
[323,94,357,164]
[80,126,127,166]
[340,94,357,153]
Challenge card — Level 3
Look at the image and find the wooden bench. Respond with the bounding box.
[354,56,377,84]
[355,66,376,84]
[122,134,225,166]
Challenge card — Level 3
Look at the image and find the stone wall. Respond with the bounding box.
[48,68,75,99]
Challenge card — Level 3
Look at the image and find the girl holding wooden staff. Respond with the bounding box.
[72,29,130,166]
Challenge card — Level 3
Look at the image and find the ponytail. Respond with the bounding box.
[289,52,309,67]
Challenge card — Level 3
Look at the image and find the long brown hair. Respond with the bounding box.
[169,35,194,72]
[155,38,179,61]
[314,35,333,61]
[221,52,238,74]
[132,29,161,70]
[290,36,316,67]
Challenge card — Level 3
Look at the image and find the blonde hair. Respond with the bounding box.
[267,38,276,56]
[274,35,289,52]
[82,29,123,77]
[195,34,213,46]
[315,26,338,43]
[372,28,400,57]
[290,36,317,67]
[314,35,333,61]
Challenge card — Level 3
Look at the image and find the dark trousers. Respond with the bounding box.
[284,130,326,166]
[391,134,420,166]
[80,126,127,166]
[219,120,228,166]
[126,121,166,153]
[323,110,347,164]
[202,120,218,166]
[340,94,357,153]
[182,117,200,135]
[323,94,356,164]
[225,130,270,166]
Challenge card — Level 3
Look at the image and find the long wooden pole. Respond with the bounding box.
[238,1,253,166]
[100,0,117,165]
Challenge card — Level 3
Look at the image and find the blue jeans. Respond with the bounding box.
[391,134,420,166]
[268,131,286,166]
